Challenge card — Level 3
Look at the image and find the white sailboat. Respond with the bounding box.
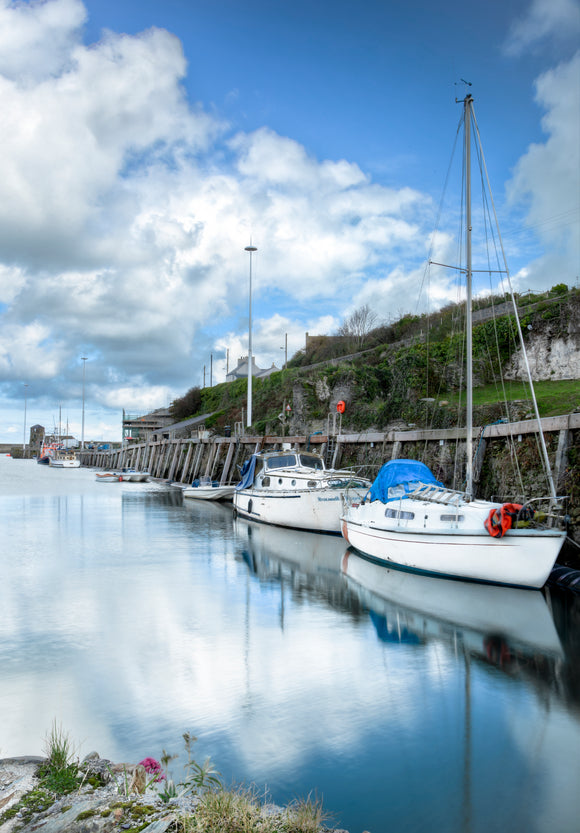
[341,94,567,589]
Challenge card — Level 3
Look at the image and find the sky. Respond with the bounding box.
[0,0,578,443]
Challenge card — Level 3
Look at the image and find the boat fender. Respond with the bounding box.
[484,503,533,538]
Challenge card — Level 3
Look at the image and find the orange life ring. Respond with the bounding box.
[336,400,346,414]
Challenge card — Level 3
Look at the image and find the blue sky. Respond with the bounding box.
[0,0,578,442]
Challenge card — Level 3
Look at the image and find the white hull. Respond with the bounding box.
[120,472,149,482]
[49,457,80,468]
[341,497,565,589]
[234,486,364,533]
[96,472,122,482]
[183,485,234,501]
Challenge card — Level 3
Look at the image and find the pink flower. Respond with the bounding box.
[138,757,166,781]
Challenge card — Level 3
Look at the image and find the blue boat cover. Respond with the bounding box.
[236,455,258,490]
[369,459,443,503]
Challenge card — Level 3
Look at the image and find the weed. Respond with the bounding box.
[37,721,80,794]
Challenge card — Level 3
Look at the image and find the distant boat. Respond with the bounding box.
[234,448,370,533]
[95,468,149,482]
[118,467,149,482]
[341,95,567,589]
[49,449,80,468]
[183,477,234,501]
[95,471,122,482]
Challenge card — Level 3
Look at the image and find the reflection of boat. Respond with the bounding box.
[183,477,234,501]
[341,96,566,589]
[341,550,563,659]
[234,449,370,533]
[234,515,347,578]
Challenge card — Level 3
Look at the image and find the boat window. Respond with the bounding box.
[291,479,296,486]
[440,514,464,522]
[278,478,283,485]
[307,480,318,488]
[299,454,324,470]
[266,454,296,469]
[385,508,415,520]
[261,477,270,487]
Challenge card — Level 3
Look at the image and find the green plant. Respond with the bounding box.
[37,721,80,794]
[157,735,221,804]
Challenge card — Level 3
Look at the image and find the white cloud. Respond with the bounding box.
[507,52,580,290]
[0,0,86,82]
[504,0,580,55]
[0,0,577,441]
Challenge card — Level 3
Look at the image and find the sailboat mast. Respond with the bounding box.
[465,95,473,499]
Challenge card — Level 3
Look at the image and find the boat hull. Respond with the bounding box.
[183,485,234,501]
[48,458,80,468]
[234,487,366,534]
[341,507,565,589]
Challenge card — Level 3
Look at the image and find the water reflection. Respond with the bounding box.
[341,550,565,692]
[3,460,580,833]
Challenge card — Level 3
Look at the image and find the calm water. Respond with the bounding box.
[1,456,580,833]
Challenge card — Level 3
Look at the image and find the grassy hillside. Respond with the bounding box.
[172,286,580,434]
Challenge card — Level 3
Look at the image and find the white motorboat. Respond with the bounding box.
[183,477,234,501]
[234,449,370,533]
[119,467,150,482]
[341,94,567,589]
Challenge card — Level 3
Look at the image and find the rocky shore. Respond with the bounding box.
[0,755,349,833]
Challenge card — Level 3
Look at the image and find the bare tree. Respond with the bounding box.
[337,304,378,350]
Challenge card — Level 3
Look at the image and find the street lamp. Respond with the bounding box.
[280,332,287,370]
[81,357,87,449]
[23,383,28,456]
[244,244,257,428]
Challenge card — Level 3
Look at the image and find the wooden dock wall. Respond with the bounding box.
[80,412,580,500]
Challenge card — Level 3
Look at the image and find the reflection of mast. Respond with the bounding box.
[462,649,472,833]
[243,570,251,710]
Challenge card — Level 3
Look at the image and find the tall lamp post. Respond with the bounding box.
[81,357,87,450]
[23,383,28,456]
[244,244,257,428]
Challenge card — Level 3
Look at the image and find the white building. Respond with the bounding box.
[226,355,280,383]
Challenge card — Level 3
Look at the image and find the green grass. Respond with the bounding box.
[448,379,580,418]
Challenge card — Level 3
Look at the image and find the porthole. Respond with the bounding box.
[291,479,296,486]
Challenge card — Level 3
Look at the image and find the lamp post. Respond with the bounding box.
[81,357,87,450]
[280,332,287,369]
[245,244,257,428]
[23,383,28,456]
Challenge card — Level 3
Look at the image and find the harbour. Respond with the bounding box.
[2,455,580,833]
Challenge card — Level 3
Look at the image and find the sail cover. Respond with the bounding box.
[369,459,443,503]
[236,455,258,490]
